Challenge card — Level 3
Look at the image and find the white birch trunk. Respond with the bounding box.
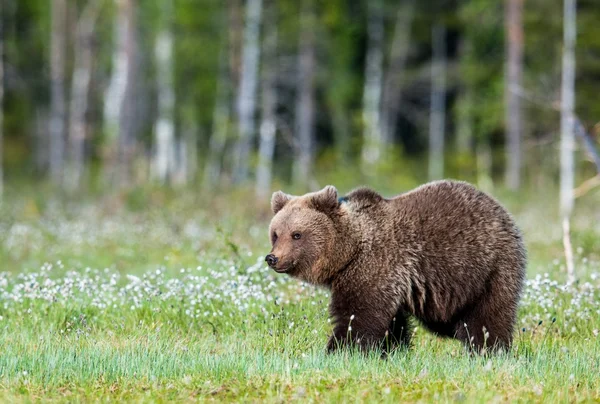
[293,0,316,189]
[117,0,138,187]
[560,0,577,283]
[361,0,384,169]
[381,0,415,144]
[104,0,130,183]
[428,24,447,181]
[255,2,277,199]
[232,0,262,183]
[66,1,99,192]
[152,1,176,184]
[505,0,524,190]
[49,0,67,185]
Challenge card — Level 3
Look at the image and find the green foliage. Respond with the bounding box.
[2,0,600,187]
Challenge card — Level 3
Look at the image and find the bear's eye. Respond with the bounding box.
[272,232,278,243]
[292,232,301,240]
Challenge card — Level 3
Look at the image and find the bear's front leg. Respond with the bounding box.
[326,311,391,353]
[326,291,396,354]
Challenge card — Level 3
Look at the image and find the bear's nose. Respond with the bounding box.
[265,254,278,267]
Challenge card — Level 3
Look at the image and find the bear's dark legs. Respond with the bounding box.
[326,309,411,355]
[453,269,520,353]
[454,310,512,353]
[385,311,412,351]
[326,289,399,354]
[326,311,391,353]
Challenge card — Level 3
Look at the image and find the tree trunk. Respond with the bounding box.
[293,0,316,189]
[428,24,447,181]
[560,0,576,283]
[229,0,243,96]
[232,0,262,183]
[118,0,139,187]
[204,46,232,188]
[104,0,129,185]
[361,0,384,171]
[381,0,415,145]
[505,0,524,190]
[103,0,138,188]
[152,0,176,184]
[255,0,278,199]
[66,1,99,192]
[49,0,67,185]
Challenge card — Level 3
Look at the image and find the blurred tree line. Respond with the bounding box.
[0,0,599,199]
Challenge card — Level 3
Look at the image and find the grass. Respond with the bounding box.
[0,186,599,402]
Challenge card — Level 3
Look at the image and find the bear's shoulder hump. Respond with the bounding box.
[340,187,384,210]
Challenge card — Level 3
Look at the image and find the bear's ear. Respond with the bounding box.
[310,185,339,214]
[271,191,292,214]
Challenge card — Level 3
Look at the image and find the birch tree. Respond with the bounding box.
[232,0,262,183]
[104,0,138,187]
[505,0,524,190]
[560,0,577,283]
[152,0,176,184]
[361,0,384,171]
[104,0,129,183]
[66,1,100,192]
[381,0,415,145]
[49,0,67,185]
[428,24,447,181]
[118,0,139,187]
[293,0,316,189]
[256,0,278,199]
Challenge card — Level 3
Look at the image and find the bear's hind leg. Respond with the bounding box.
[453,271,521,353]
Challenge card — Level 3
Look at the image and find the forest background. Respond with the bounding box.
[1,0,599,200]
[0,0,600,401]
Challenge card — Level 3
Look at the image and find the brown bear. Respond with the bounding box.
[266,180,526,354]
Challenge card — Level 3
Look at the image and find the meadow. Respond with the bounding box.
[0,185,599,402]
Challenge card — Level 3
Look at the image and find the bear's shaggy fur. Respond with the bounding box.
[267,180,526,354]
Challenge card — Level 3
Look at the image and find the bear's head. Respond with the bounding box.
[266,185,352,285]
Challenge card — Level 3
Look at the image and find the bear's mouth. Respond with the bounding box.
[273,262,295,274]
[273,266,291,273]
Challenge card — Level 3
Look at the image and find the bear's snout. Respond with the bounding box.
[265,254,278,268]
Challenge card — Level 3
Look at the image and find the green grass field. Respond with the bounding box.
[0,188,599,402]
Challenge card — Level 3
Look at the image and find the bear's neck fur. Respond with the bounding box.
[313,208,362,287]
